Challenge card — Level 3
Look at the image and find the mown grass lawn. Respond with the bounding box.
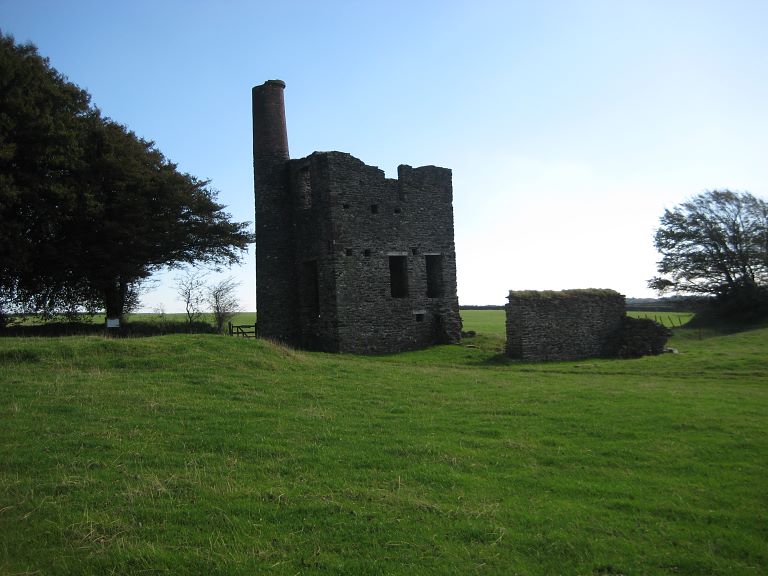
[0,313,766,575]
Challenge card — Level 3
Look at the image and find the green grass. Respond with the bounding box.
[627,311,695,328]
[1,313,766,575]
[461,309,506,335]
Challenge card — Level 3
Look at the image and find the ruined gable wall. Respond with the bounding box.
[396,164,462,347]
[505,289,625,361]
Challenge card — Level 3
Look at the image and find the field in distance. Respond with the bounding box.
[6,309,694,331]
[0,311,765,575]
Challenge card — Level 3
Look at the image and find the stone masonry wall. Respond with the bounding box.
[505,289,625,361]
[289,152,462,354]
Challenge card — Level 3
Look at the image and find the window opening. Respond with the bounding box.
[388,256,409,298]
[364,249,371,257]
[426,254,444,298]
[345,248,353,256]
[370,204,379,214]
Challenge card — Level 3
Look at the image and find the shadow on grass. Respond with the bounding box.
[481,353,517,366]
[686,313,768,332]
[672,312,768,344]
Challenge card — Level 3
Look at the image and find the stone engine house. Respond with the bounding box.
[252,80,462,354]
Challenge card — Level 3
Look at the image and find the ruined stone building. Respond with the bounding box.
[505,289,626,361]
[505,289,670,361]
[252,80,462,354]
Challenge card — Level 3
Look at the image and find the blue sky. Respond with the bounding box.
[3,0,767,310]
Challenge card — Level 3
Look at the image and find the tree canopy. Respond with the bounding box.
[0,33,253,321]
[649,190,768,317]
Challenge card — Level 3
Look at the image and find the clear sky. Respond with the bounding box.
[3,0,767,310]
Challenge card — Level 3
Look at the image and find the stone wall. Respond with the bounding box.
[289,152,462,354]
[505,289,625,361]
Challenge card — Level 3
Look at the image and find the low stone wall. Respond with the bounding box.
[505,289,625,361]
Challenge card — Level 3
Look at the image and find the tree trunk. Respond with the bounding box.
[103,279,127,321]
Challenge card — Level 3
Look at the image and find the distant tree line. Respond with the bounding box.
[0,33,253,326]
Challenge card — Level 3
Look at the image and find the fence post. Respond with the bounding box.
[228,321,232,336]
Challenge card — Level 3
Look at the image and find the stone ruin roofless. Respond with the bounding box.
[252,79,462,354]
[505,289,626,361]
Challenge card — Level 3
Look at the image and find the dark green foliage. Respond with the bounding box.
[65,117,253,318]
[0,32,96,317]
[649,190,768,320]
[0,33,253,319]
[616,316,671,358]
[713,282,768,322]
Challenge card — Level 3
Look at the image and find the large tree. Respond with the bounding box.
[68,117,253,319]
[0,33,252,320]
[649,190,768,314]
[0,33,95,318]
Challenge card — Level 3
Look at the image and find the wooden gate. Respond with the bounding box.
[228,322,256,338]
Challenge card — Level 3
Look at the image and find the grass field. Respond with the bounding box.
[1,312,766,575]
[626,311,695,328]
[7,310,693,332]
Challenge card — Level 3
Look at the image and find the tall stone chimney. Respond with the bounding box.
[252,80,299,343]
[252,79,289,162]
